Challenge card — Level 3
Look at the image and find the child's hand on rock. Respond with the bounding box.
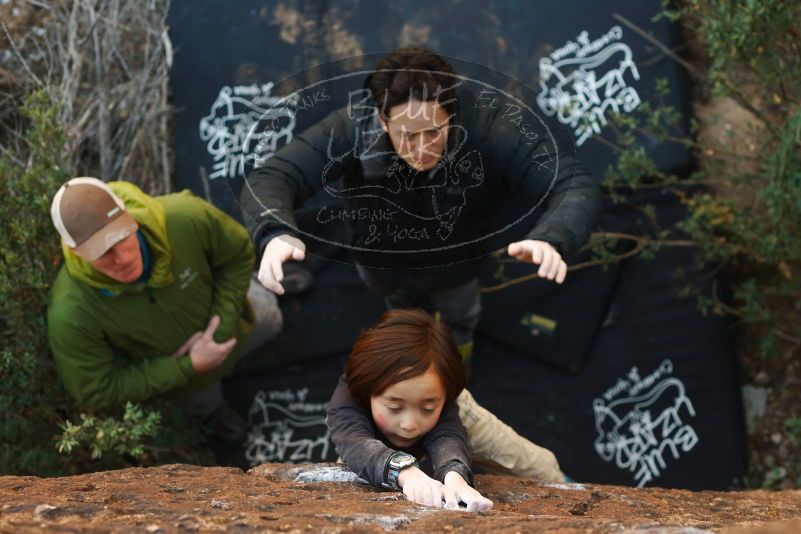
[398,467,444,507]
[443,471,494,512]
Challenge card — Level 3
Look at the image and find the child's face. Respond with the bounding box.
[370,364,446,449]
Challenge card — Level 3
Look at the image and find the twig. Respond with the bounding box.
[718,76,782,141]
[88,2,111,179]
[481,233,699,293]
[0,143,25,167]
[639,43,689,69]
[198,165,212,202]
[21,0,57,10]
[773,329,801,345]
[710,285,801,345]
[159,38,172,193]
[612,12,703,80]
[0,22,43,86]
[590,133,624,153]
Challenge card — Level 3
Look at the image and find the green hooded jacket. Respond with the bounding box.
[47,182,255,411]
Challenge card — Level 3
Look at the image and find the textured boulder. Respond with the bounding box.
[1,463,800,533]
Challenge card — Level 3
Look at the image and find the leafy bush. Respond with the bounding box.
[0,90,74,475]
[57,403,161,460]
[602,0,801,488]
[654,0,801,355]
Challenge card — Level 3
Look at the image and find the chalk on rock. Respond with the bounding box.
[34,504,58,519]
[293,465,361,483]
[210,499,232,510]
[542,482,588,491]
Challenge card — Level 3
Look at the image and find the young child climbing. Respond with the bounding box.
[326,308,494,511]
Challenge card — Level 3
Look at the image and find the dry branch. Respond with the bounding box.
[0,0,174,194]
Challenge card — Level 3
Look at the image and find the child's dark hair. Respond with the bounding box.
[346,308,466,410]
[367,46,459,120]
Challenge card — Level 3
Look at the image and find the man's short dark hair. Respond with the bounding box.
[367,46,459,120]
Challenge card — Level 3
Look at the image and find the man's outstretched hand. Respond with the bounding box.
[507,240,567,284]
[180,315,237,375]
[258,234,306,295]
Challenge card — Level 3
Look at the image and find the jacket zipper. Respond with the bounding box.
[147,287,188,339]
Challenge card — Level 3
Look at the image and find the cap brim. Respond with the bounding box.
[73,212,139,261]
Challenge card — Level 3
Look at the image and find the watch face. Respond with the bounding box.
[390,453,416,469]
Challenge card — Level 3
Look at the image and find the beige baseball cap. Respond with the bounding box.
[50,177,139,261]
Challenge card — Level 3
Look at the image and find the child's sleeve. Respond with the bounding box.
[326,375,397,487]
[422,403,475,486]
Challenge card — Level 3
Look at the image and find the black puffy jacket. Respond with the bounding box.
[242,87,601,293]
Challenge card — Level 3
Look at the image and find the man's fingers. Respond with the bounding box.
[256,264,271,287]
[174,332,203,357]
[510,242,531,261]
[204,315,220,337]
[173,334,192,357]
[257,250,276,290]
[264,279,285,295]
[548,257,563,281]
[258,269,285,295]
[271,259,284,283]
[268,261,286,295]
[507,242,520,257]
[291,247,305,261]
[531,244,544,265]
[538,249,553,277]
[556,261,568,284]
[542,250,557,279]
[218,336,237,353]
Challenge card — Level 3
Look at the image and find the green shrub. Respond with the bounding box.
[0,90,73,475]
[597,2,801,360]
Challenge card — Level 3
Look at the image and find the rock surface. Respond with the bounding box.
[1,463,800,533]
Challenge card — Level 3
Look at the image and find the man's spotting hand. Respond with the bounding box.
[507,239,567,284]
[184,315,237,375]
[258,234,306,295]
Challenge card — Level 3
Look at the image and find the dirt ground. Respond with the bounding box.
[1,463,800,533]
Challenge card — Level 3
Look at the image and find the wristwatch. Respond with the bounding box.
[383,452,419,491]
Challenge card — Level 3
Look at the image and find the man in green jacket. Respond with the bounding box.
[47,177,281,438]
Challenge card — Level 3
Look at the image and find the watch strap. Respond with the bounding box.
[382,452,419,491]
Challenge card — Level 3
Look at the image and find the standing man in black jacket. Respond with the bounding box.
[242,46,601,480]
